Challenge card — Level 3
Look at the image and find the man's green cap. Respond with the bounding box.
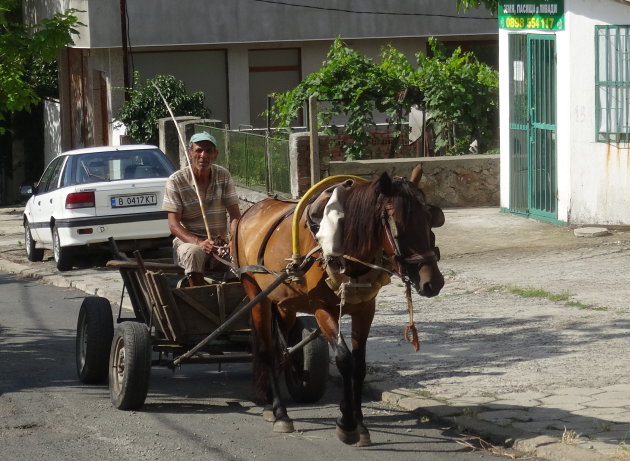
[189,131,217,147]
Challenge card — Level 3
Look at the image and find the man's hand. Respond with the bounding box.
[197,236,230,257]
[196,237,215,255]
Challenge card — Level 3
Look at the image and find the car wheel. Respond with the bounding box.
[52,226,73,271]
[109,322,152,411]
[24,222,44,262]
[76,296,114,384]
[285,316,329,403]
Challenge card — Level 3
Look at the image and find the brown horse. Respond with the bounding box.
[234,164,444,446]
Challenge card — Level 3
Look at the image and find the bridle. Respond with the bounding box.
[378,198,441,352]
[381,201,440,283]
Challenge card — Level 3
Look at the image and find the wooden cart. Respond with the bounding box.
[75,244,329,410]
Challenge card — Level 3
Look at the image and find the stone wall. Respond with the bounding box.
[160,123,499,209]
[327,156,500,208]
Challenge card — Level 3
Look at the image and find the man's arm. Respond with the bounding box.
[167,211,214,254]
[227,203,241,237]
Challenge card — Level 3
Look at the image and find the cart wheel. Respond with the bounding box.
[109,321,152,410]
[76,296,114,384]
[285,316,329,403]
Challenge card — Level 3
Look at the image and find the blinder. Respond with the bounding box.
[380,202,441,279]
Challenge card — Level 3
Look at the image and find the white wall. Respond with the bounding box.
[566,0,630,225]
[500,0,630,225]
[43,99,62,164]
[498,28,511,210]
[133,50,229,123]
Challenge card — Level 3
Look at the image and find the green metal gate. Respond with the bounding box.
[508,34,558,222]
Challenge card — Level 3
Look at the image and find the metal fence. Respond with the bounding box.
[196,125,290,195]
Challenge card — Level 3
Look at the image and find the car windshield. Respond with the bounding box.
[68,149,174,186]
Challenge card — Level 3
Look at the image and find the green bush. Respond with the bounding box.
[270,38,498,159]
[117,73,209,144]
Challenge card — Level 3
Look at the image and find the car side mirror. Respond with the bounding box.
[19,184,35,197]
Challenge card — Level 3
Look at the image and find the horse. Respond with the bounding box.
[233,164,445,446]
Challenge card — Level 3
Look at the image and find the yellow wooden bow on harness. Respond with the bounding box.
[290,174,421,352]
[290,175,367,261]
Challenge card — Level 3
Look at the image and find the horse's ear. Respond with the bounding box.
[378,171,393,195]
[429,205,445,228]
[409,163,423,186]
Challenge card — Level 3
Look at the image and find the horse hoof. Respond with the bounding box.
[355,423,372,447]
[262,405,275,422]
[335,424,360,445]
[273,418,294,433]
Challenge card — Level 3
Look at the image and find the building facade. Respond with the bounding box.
[499,0,630,225]
[23,0,497,150]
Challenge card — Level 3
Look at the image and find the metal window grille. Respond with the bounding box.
[595,26,630,142]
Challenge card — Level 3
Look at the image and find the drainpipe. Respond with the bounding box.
[120,0,130,99]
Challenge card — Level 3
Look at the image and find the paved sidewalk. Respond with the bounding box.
[1,205,629,460]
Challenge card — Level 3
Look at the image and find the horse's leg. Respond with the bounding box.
[314,309,360,445]
[243,277,294,433]
[350,300,376,447]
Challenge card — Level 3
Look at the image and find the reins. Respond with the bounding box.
[233,175,438,352]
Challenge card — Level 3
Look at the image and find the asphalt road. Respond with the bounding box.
[0,272,525,460]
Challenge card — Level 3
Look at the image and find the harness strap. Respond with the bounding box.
[403,281,421,351]
[257,206,296,267]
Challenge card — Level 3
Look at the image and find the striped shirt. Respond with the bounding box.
[162,165,239,239]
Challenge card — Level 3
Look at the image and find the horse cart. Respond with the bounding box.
[74,241,330,410]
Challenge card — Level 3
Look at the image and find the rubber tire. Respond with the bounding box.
[76,296,114,384]
[285,316,330,403]
[52,226,74,271]
[24,222,44,262]
[109,321,152,410]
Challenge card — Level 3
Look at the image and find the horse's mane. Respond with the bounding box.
[342,176,426,261]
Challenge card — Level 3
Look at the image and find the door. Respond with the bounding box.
[508,34,557,222]
[248,49,301,128]
[30,156,66,243]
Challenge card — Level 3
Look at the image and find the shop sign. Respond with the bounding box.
[498,0,564,30]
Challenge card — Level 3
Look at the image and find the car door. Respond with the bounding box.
[30,156,66,243]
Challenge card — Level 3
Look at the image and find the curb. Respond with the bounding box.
[378,388,609,461]
[0,259,124,307]
[329,366,609,461]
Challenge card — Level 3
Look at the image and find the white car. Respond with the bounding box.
[22,145,174,271]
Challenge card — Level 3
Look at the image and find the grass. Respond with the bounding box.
[508,286,569,302]
[413,389,450,405]
[610,443,630,460]
[561,426,581,445]
[565,300,607,311]
[496,285,608,311]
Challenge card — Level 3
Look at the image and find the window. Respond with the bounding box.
[595,26,630,142]
[36,156,64,194]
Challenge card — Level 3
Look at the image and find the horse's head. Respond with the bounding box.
[377,164,445,298]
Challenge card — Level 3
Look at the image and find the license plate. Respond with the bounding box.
[111,193,157,208]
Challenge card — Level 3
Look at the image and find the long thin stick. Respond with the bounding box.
[152,82,212,239]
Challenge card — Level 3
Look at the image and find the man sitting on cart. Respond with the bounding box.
[162,132,241,286]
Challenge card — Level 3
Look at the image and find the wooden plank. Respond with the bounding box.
[146,272,177,341]
[107,260,184,273]
[217,284,226,323]
[151,272,186,342]
[172,289,222,327]
[132,263,170,339]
